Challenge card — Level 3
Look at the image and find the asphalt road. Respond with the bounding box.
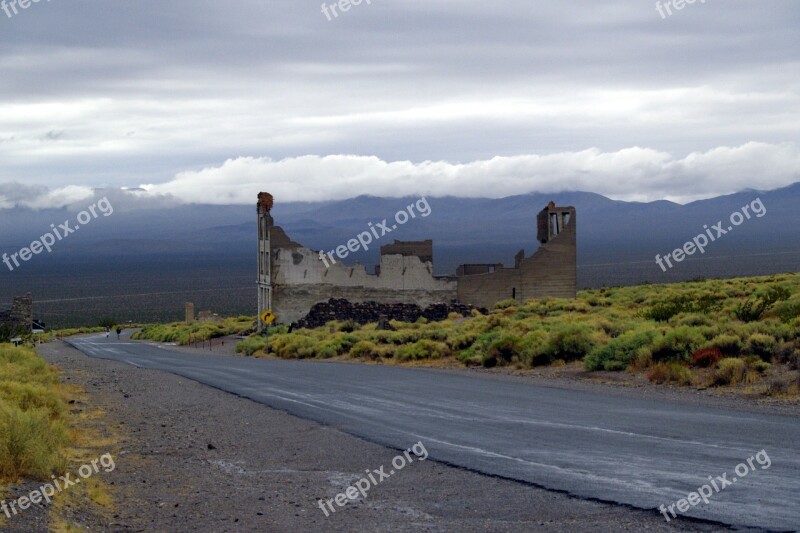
[69,333,800,531]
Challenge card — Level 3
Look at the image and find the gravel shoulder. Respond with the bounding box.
[20,340,738,532]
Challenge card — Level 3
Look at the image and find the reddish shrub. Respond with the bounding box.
[692,347,723,368]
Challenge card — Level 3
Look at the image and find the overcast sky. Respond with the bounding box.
[0,0,798,207]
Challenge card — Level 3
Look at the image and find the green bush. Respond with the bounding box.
[0,405,69,481]
[713,358,747,386]
[482,335,521,367]
[396,340,450,362]
[643,295,723,322]
[319,334,355,358]
[270,334,317,359]
[235,335,267,356]
[646,362,694,386]
[734,285,791,322]
[445,330,478,351]
[494,299,518,310]
[650,327,706,362]
[585,329,656,371]
[350,341,380,359]
[545,323,596,362]
[745,356,771,375]
[746,333,777,361]
[0,344,70,481]
[133,317,255,345]
[775,298,800,323]
[518,330,551,367]
[0,382,65,421]
[703,334,743,356]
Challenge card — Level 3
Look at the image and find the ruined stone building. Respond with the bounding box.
[256,193,576,326]
[0,294,33,337]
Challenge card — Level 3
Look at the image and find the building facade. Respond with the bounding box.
[256,193,576,326]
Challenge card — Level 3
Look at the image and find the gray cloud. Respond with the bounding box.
[0,0,797,198]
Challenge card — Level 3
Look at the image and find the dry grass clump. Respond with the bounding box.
[0,344,70,481]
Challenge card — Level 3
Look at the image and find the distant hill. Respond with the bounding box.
[0,184,798,327]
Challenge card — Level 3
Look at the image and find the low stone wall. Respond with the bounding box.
[295,298,486,329]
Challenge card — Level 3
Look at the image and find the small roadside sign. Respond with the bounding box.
[260,310,276,325]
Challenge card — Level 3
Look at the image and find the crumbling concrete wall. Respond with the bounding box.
[456,203,577,308]
[271,243,457,323]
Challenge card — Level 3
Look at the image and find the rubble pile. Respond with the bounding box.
[295,299,486,329]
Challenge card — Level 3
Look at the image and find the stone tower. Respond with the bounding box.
[185,302,195,323]
[257,192,274,331]
[10,293,33,334]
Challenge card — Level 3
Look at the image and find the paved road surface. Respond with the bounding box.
[68,333,800,531]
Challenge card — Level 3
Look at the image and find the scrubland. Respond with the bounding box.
[242,273,800,396]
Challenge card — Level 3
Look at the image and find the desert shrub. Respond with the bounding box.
[0,405,69,481]
[691,347,723,368]
[713,358,747,386]
[734,285,791,322]
[420,327,448,342]
[650,327,706,363]
[593,319,622,338]
[745,356,771,375]
[313,337,351,359]
[445,330,479,351]
[643,295,724,322]
[0,345,70,481]
[482,335,521,367]
[270,334,317,359]
[746,334,777,361]
[377,343,397,359]
[133,317,255,345]
[457,347,482,367]
[485,314,510,331]
[349,341,379,359]
[518,330,551,367]
[775,298,800,323]
[396,340,450,362]
[545,323,596,363]
[631,347,654,370]
[773,341,798,364]
[647,362,694,386]
[0,382,65,421]
[494,299,517,310]
[643,299,686,322]
[336,320,358,333]
[385,330,421,345]
[735,300,767,323]
[789,349,800,371]
[703,334,743,356]
[235,335,267,356]
[585,329,657,371]
[561,301,592,313]
[672,314,713,328]
[467,331,499,356]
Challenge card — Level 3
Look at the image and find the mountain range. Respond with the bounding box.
[1,183,797,326]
